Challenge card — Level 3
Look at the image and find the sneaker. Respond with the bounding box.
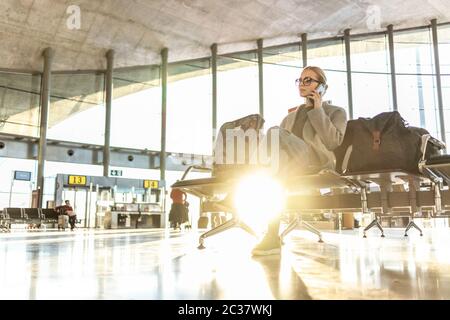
[251,236,281,256]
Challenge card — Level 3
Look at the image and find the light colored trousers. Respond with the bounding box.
[252,126,311,175]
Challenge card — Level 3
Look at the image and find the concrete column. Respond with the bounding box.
[431,19,447,146]
[388,25,398,111]
[103,49,114,177]
[344,29,354,119]
[160,48,168,184]
[257,39,264,118]
[211,43,218,148]
[301,33,308,67]
[37,47,54,207]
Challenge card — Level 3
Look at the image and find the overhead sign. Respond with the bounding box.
[110,170,123,177]
[14,171,31,181]
[68,175,87,186]
[144,180,159,189]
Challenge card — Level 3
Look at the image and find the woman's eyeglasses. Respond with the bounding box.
[295,77,321,86]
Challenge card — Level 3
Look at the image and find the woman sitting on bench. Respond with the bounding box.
[252,66,348,256]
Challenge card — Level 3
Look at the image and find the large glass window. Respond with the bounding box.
[111,66,161,150]
[308,39,349,114]
[167,59,212,155]
[217,51,259,128]
[394,28,440,138]
[350,34,393,118]
[47,72,105,145]
[439,24,450,144]
[0,158,37,210]
[0,72,41,137]
[263,43,303,129]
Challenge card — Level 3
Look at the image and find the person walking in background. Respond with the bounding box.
[183,200,191,230]
[169,186,187,230]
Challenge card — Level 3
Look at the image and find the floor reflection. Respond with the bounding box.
[0,228,450,299]
[252,255,312,300]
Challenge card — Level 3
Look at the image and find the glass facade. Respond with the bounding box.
[111,66,161,150]
[350,34,393,118]
[263,43,303,129]
[1,27,447,156]
[47,72,105,145]
[0,72,41,137]
[217,51,259,128]
[308,39,349,114]
[439,24,450,144]
[394,28,440,138]
[167,59,212,155]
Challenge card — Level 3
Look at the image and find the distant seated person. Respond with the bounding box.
[56,200,76,231]
[251,66,348,256]
[55,200,73,216]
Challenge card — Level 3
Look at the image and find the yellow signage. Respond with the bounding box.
[144,180,159,189]
[68,175,87,186]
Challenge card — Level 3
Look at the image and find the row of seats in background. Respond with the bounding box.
[0,208,59,232]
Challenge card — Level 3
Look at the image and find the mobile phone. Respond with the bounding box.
[316,83,326,96]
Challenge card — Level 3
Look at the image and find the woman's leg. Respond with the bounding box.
[175,204,184,229]
[169,205,176,228]
[252,129,311,255]
[69,216,75,230]
[277,128,310,175]
[252,126,310,175]
[266,217,281,239]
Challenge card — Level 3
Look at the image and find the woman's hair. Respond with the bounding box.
[304,66,327,84]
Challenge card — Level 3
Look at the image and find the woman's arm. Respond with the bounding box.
[307,107,347,151]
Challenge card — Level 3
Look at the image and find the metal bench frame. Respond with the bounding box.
[173,148,450,249]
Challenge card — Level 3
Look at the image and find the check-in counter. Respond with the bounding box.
[104,203,164,229]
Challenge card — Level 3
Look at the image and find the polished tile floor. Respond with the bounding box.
[1,226,450,299]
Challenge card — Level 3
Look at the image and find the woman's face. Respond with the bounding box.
[298,69,321,98]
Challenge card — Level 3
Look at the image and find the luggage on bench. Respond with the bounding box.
[58,215,69,230]
[335,111,444,174]
[212,114,265,177]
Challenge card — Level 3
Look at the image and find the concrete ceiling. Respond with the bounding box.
[0,0,449,71]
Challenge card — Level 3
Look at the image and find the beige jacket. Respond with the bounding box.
[280,101,348,170]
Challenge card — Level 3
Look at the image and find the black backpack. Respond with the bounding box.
[335,111,442,174]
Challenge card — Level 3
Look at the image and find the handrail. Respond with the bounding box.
[180,165,212,181]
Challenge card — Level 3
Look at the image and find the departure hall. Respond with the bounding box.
[1,0,450,301]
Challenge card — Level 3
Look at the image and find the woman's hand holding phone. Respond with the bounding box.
[307,86,323,109]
